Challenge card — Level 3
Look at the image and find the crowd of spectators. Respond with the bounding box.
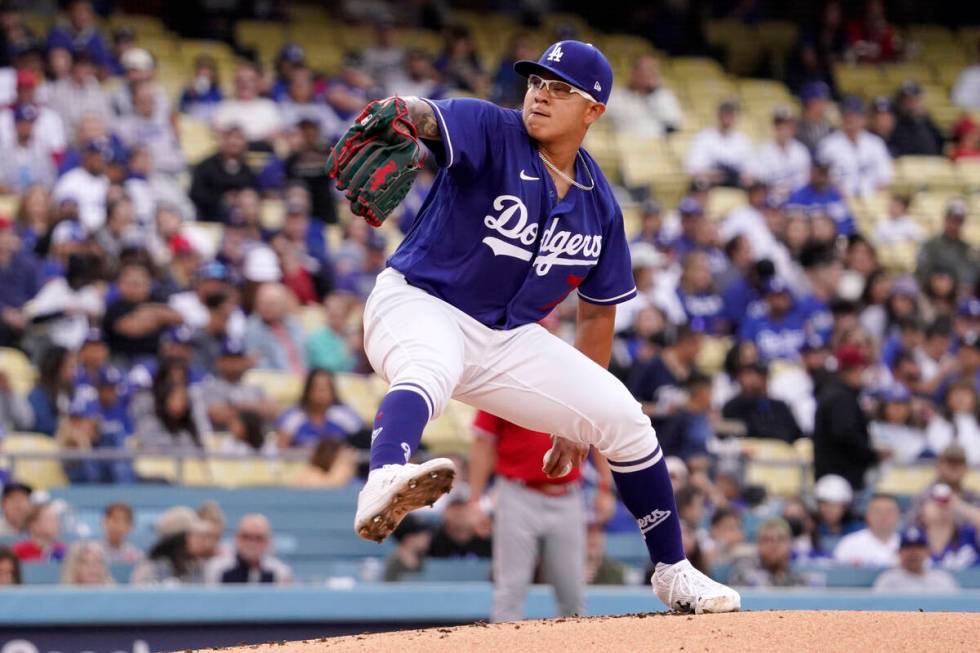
[0,0,976,593]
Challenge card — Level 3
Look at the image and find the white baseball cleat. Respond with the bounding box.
[354,459,456,543]
[651,559,741,614]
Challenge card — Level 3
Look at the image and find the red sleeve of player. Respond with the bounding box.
[472,410,502,440]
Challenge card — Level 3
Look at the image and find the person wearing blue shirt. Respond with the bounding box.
[785,158,855,236]
[0,216,41,346]
[275,369,363,448]
[739,277,808,362]
[676,251,727,335]
[46,1,111,69]
[340,40,740,611]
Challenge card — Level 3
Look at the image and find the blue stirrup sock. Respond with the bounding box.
[368,388,431,470]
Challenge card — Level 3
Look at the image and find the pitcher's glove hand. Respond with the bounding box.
[325,97,427,227]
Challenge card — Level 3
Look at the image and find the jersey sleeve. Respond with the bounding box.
[421,98,508,172]
[472,410,502,440]
[577,209,637,306]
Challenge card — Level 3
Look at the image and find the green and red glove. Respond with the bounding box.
[325,97,427,227]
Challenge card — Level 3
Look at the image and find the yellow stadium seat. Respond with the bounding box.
[793,438,814,464]
[0,195,19,215]
[133,455,178,483]
[107,13,167,35]
[203,458,280,487]
[741,438,800,461]
[298,305,326,335]
[956,160,980,190]
[876,465,935,495]
[670,57,725,80]
[242,369,304,409]
[746,463,803,497]
[882,62,934,85]
[695,336,731,375]
[0,433,68,489]
[177,114,217,164]
[0,347,36,395]
[334,373,382,423]
[260,199,286,230]
[894,156,958,191]
[965,470,980,494]
[705,187,747,220]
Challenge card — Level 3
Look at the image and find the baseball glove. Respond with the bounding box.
[326,97,427,227]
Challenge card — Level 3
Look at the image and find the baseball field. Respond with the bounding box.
[205,611,980,652]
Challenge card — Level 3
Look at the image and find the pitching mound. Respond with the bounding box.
[208,610,979,653]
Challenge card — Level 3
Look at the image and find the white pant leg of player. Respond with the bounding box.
[491,478,542,623]
[538,484,586,618]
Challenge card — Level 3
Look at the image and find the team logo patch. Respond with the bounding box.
[637,509,672,535]
[546,43,564,62]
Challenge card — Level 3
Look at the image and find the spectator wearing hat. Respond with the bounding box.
[200,335,278,432]
[284,117,338,225]
[278,66,342,140]
[918,483,980,570]
[178,55,224,122]
[720,182,787,266]
[867,96,896,150]
[334,230,388,300]
[205,514,292,585]
[46,1,110,70]
[796,82,834,154]
[629,324,702,418]
[750,107,811,201]
[674,251,726,335]
[833,493,901,567]
[869,385,929,464]
[785,157,855,237]
[926,380,980,466]
[606,54,683,139]
[384,514,432,582]
[213,61,283,145]
[46,48,112,132]
[111,47,171,124]
[12,501,66,562]
[131,506,212,585]
[270,43,310,102]
[722,362,803,443]
[115,80,186,177]
[0,482,32,538]
[0,68,67,160]
[873,193,923,247]
[57,389,105,483]
[812,474,863,554]
[189,125,258,222]
[0,103,56,193]
[135,366,209,452]
[685,99,754,187]
[102,261,183,363]
[739,277,807,362]
[170,260,246,340]
[361,20,406,92]
[53,137,110,231]
[652,372,715,464]
[889,80,944,157]
[813,345,881,491]
[0,215,40,347]
[324,53,379,122]
[916,198,979,290]
[728,518,806,588]
[873,526,959,592]
[817,96,893,198]
[244,282,307,374]
[386,48,447,102]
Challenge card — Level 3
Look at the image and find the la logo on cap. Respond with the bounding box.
[546,43,564,62]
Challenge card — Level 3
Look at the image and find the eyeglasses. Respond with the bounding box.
[527,74,598,103]
[238,532,269,542]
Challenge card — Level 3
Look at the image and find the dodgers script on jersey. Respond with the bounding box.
[387,97,637,329]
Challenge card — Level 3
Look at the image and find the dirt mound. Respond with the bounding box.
[207,610,979,653]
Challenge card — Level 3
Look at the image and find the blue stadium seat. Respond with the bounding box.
[402,558,492,582]
[797,564,884,588]
[21,562,62,584]
[604,533,649,567]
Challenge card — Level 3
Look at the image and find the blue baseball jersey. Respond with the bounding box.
[388,98,636,329]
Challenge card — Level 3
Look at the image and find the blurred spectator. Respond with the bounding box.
[916,198,979,290]
[219,408,273,455]
[919,484,980,569]
[782,497,822,560]
[244,283,306,373]
[869,386,928,464]
[0,546,21,586]
[270,191,331,302]
[278,66,341,139]
[701,506,746,568]
[60,540,114,585]
[269,44,308,102]
[102,502,143,564]
[131,506,210,585]
[685,99,753,187]
[178,55,223,122]
[200,336,276,432]
[428,497,492,559]
[629,324,701,417]
[169,260,243,336]
[953,40,980,110]
[46,49,112,132]
[12,502,66,562]
[115,80,186,176]
[889,81,943,157]
[0,68,67,159]
[135,376,206,451]
[290,438,357,488]
[0,215,40,346]
[584,524,627,585]
[384,514,432,581]
[786,157,855,237]
[306,294,357,373]
[817,96,893,198]
[728,518,806,587]
[0,369,32,434]
[926,380,980,465]
[46,1,110,70]
[189,125,257,222]
[873,194,923,247]
[53,138,109,231]
[111,47,170,122]
[490,32,536,108]
[720,184,784,268]
[213,62,282,145]
[0,103,56,193]
[433,24,487,95]
[103,262,183,363]
[205,514,291,584]
[739,278,807,362]
[873,526,959,592]
[813,346,880,490]
[951,117,980,161]
[0,482,32,537]
[653,372,714,463]
[387,48,445,100]
[284,118,337,225]
[606,55,683,139]
[276,369,351,447]
[722,362,802,443]
[845,0,901,63]
[27,345,75,435]
[362,20,405,91]
[867,96,895,148]
[751,107,810,200]
[324,53,379,121]
[57,389,117,483]
[796,82,833,154]
[197,500,228,561]
[833,493,901,567]
[812,474,863,553]
[673,251,725,334]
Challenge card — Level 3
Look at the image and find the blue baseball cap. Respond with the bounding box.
[800,81,831,102]
[68,393,99,419]
[958,298,980,318]
[840,95,865,115]
[162,325,194,346]
[879,385,911,403]
[196,261,230,282]
[82,327,103,344]
[899,526,928,548]
[96,365,123,388]
[514,40,613,105]
[13,103,38,122]
[763,277,792,295]
[219,336,247,358]
[278,43,305,64]
[678,197,704,216]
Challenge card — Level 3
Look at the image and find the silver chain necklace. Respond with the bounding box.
[538,150,595,191]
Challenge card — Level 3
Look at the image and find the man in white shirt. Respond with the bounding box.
[872,526,959,592]
[817,96,893,198]
[53,139,110,231]
[686,99,754,186]
[833,493,901,567]
[213,62,283,144]
[606,55,683,139]
[0,103,56,192]
[751,107,811,201]
[0,68,67,159]
[873,193,924,246]
[277,66,342,141]
[952,41,980,110]
[45,50,112,133]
